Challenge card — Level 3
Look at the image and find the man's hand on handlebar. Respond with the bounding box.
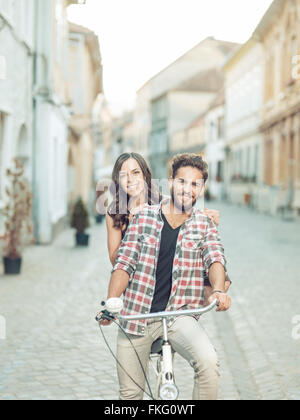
[99,318,113,327]
[96,310,114,327]
[208,291,231,312]
[96,298,124,326]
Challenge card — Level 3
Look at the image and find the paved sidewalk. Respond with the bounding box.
[0,202,299,400]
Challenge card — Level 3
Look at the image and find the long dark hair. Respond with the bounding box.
[107,153,162,234]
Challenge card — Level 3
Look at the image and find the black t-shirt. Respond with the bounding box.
[150,212,183,313]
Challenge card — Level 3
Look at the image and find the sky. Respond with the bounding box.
[68,0,274,115]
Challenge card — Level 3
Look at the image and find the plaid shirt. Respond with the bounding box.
[112,198,227,336]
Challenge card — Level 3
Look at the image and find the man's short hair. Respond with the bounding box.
[171,153,208,183]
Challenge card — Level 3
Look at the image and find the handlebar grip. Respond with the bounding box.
[95,310,115,322]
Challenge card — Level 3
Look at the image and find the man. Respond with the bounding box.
[100,153,231,400]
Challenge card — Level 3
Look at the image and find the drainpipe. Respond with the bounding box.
[32,0,53,243]
[32,0,40,242]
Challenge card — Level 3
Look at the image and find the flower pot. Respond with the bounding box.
[244,193,251,205]
[75,232,90,247]
[95,214,104,224]
[3,257,22,275]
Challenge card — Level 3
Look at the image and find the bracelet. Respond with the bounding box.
[212,289,225,294]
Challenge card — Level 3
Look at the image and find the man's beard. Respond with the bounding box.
[171,187,197,214]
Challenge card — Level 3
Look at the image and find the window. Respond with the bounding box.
[265,49,275,102]
[246,146,251,178]
[239,149,244,177]
[209,121,215,142]
[254,144,259,182]
[217,161,223,182]
[289,133,295,181]
[264,139,274,186]
[217,116,224,139]
[279,136,287,183]
[291,36,298,81]
[151,97,167,127]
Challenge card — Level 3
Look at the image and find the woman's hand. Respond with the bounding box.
[204,208,220,226]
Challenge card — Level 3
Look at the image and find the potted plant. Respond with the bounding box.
[244,192,252,205]
[0,159,34,275]
[95,181,108,224]
[71,198,90,246]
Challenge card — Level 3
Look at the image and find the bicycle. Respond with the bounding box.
[96,297,219,401]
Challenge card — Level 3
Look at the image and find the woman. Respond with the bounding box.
[106,152,222,267]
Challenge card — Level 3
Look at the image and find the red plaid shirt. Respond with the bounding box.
[112,198,227,336]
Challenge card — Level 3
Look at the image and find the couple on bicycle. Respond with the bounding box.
[99,152,231,400]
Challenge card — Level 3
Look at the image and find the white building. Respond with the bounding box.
[134,37,239,180]
[133,83,151,159]
[93,94,114,182]
[33,0,84,243]
[1,0,89,244]
[0,0,35,236]
[223,38,264,207]
[67,21,102,212]
[205,90,226,200]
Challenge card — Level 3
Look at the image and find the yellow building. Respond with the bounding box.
[253,0,300,215]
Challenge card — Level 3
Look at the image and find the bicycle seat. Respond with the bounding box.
[150,338,164,355]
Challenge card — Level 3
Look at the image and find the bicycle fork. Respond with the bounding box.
[159,318,179,400]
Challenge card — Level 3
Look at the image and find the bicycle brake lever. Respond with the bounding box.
[95,310,115,322]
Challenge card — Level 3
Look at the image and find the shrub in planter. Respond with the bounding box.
[0,159,34,275]
[95,181,108,224]
[244,193,251,205]
[71,198,90,247]
[204,188,211,202]
[95,214,104,224]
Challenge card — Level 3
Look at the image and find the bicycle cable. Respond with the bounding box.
[98,319,155,400]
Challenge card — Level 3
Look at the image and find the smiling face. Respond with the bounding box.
[170,166,205,213]
[119,158,146,198]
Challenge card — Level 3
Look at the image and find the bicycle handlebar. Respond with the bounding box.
[96,299,219,323]
[118,299,219,321]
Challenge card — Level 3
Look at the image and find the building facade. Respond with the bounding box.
[0,0,35,238]
[93,94,114,182]
[253,0,300,216]
[135,37,239,180]
[223,38,264,208]
[205,90,226,201]
[32,0,88,244]
[67,22,102,212]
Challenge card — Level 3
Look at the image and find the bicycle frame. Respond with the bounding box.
[117,299,218,400]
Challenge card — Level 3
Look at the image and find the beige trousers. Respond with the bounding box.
[116,315,219,400]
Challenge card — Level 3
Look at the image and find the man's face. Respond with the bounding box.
[170,166,205,213]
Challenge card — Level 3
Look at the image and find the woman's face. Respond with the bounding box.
[119,158,145,198]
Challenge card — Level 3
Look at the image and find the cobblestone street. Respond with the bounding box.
[0,202,299,400]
